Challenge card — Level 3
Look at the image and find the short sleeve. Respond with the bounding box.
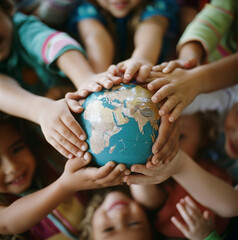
[15,13,84,70]
[177,0,235,56]
[140,0,178,21]
[68,1,105,34]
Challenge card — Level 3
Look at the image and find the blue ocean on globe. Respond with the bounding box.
[77,83,160,168]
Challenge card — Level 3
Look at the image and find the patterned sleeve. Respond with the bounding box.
[16,13,84,69]
[140,0,178,21]
[177,0,235,56]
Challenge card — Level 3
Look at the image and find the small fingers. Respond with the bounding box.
[67,154,91,172]
[184,58,198,69]
[171,216,189,236]
[136,65,152,83]
[47,136,76,159]
[99,164,130,185]
[150,83,174,104]
[168,103,186,123]
[152,62,168,72]
[60,113,86,141]
[65,99,84,113]
[176,201,195,229]
[123,63,140,82]
[158,96,181,117]
[107,64,119,75]
[88,82,103,92]
[124,174,160,185]
[162,60,184,73]
[93,162,129,186]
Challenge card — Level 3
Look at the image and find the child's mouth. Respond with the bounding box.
[8,171,28,186]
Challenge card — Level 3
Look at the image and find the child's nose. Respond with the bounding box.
[109,208,128,222]
[2,156,17,174]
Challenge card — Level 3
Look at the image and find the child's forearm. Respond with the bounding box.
[130,184,166,209]
[178,41,204,64]
[78,20,114,73]
[0,75,52,124]
[132,16,168,65]
[56,50,96,89]
[172,151,238,217]
[0,179,73,234]
[193,52,238,94]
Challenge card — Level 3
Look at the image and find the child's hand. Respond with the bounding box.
[147,68,200,122]
[153,57,198,74]
[117,59,153,83]
[171,196,213,240]
[78,70,122,96]
[37,98,88,158]
[124,150,182,185]
[61,155,131,192]
[151,115,181,164]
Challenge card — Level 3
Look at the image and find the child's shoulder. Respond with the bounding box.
[13,11,38,25]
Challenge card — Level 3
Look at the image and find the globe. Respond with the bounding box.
[76,83,160,168]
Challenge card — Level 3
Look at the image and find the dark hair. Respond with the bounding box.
[196,111,219,146]
[0,0,15,16]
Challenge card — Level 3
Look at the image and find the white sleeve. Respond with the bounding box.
[183,85,238,116]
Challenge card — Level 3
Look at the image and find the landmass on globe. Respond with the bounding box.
[77,83,160,167]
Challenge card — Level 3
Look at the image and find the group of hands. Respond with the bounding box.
[41,57,198,189]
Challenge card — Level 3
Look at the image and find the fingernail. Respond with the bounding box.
[109,161,116,167]
[125,74,131,79]
[83,152,90,161]
[162,68,168,73]
[169,116,175,122]
[124,170,130,175]
[152,96,158,103]
[159,110,165,116]
[77,151,83,157]
[68,153,73,159]
[81,144,88,151]
[153,148,159,154]
[119,165,125,171]
[154,159,159,165]
[80,134,86,141]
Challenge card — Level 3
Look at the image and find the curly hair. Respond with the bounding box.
[0,0,15,16]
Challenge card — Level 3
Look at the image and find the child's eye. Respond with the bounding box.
[12,144,26,154]
[103,226,114,232]
[127,221,141,226]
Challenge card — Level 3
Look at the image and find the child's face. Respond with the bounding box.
[179,114,202,158]
[0,8,13,61]
[92,191,152,240]
[0,122,36,194]
[224,103,238,159]
[96,0,142,18]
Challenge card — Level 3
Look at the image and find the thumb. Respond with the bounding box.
[66,99,84,113]
[184,58,197,69]
[68,153,91,172]
[203,210,213,226]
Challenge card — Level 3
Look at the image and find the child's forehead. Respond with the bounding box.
[0,122,21,141]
